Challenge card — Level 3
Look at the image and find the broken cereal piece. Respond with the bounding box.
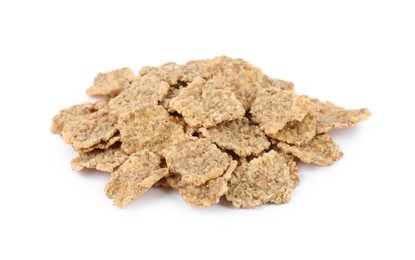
[105,149,169,208]
[273,113,317,146]
[161,135,230,186]
[199,118,270,157]
[86,68,134,97]
[170,77,245,128]
[71,146,129,173]
[277,133,343,166]
[118,104,184,154]
[226,150,295,208]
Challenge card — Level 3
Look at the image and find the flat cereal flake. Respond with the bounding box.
[273,113,317,146]
[307,97,371,133]
[105,149,169,208]
[277,133,343,166]
[71,147,129,173]
[86,68,134,97]
[161,135,231,186]
[171,160,238,207]
[170,77,245,128]
[250,88,309,137]
[118,104,184,154]
[51,101,118,152]
[199,118,270,157]
[207,56,265,110]
[226,150,295,208]
[109,75,170,116]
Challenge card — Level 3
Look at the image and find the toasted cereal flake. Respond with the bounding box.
[71,147,129,173]
[86,68,134,97]
[281,153,300,187]
[78,134,121,153]
[170,77,245,128]
[250,88,309,137]
[109,76,170,116]
[199,118,270,157]
[118,104,184,154]
[277,133,343,166]
[139,59,211,85]
[306,97,371,133]
[105,149,169,208]
[226,150,295,208]
[273,113,317,146]
[161,135,230,186]
[176,160,238,207]
[207,56,265,110]
[51,101,118,151]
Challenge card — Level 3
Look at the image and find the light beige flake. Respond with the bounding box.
[118,104,184,154]
[109,75,170,116]
[78,134,121,154]
[199,118,270,157]
[273,113,317,146]
[71,147,129,173]
[51,101,118,152]
[176,160,238,207]
[206,56,265,110]
[139,59,212,85]
[250,88,309,137]
[105,149,169,208]
[170,77,245,128]
[86,68,134,97]
[265,77,295,91]
[277,133,343,166]
[161,135,230,186]
[307,97,371,133]
[226,150,295,208]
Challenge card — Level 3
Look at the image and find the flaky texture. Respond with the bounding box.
[226,150,295,208]
[71,147,129,172]
[86,68,134,97]
[109,76,170,116]
[105,149,169,208]
[170,77,245,128]
[250,88,309,137]
[307,97,371,133]
[277,133,343,166]
[168,160,238,207]
[51,56,371,209]
[51,101,118,152]
[161,135,231,186]
[199,118,270,157]
[118,104,184,154]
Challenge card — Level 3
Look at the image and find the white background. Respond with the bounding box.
[1,1,414,259]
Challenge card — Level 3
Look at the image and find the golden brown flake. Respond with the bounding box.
[176,160,237,207]
[161,135,230,186]
[206,56,265,110]
[273,113,317,146]
[71,147,129,173]
[307,97,371,133]
[250,88,309,137]
[105,149,169,208]
[199,118,270,157]
[226,150,295,208]
[108,76,170,116]
[277,133,343,166]
[51,101,118,152]
[170,77,245,128]
[118,104,184,154]
[86,68,134,97]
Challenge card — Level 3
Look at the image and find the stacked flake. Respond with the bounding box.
[51,56,370,208]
